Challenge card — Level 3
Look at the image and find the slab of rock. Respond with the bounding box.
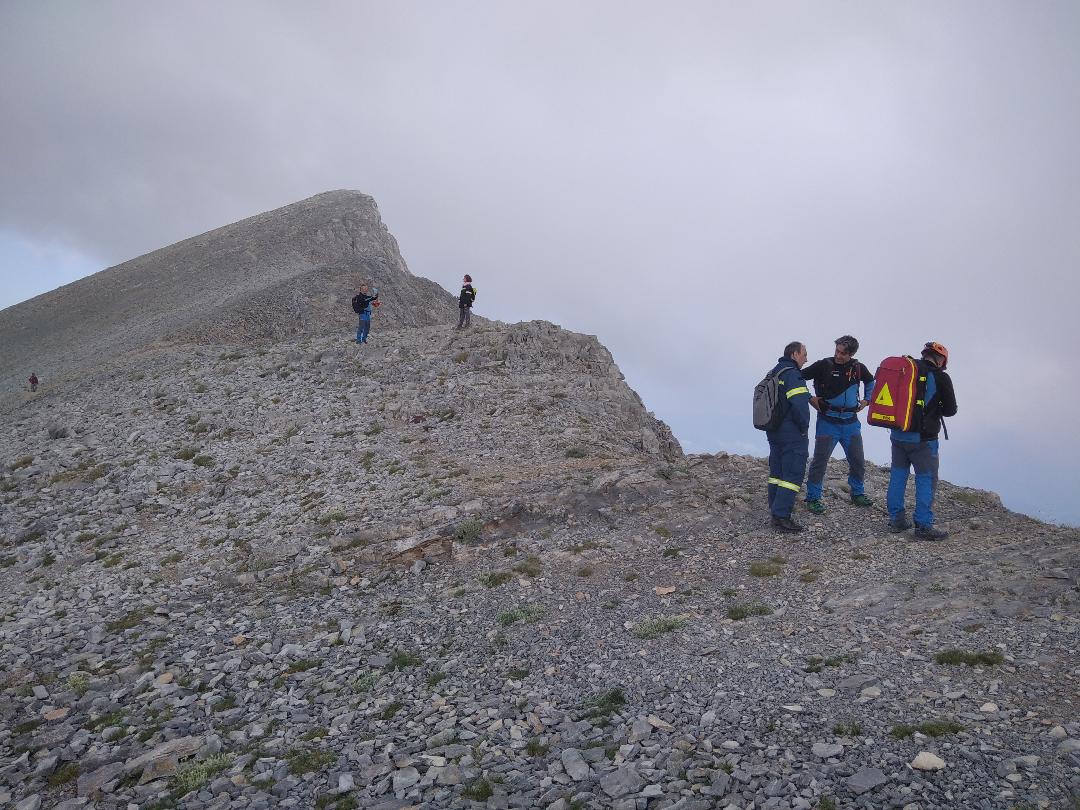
[123,735,203,774]
[812,742,844,758]
[846,767,888,794]
[77,762,124,798]
[560,748,591,781]
[600,766,643,798]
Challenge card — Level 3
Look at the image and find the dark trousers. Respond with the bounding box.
[767,431,808,518]
[457,306,471,328]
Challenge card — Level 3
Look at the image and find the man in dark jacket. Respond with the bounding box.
[457,274,476,329]
[351,283,379,344]
[886,341,958,540]
[801,335,876,514]
[767,341,812,533]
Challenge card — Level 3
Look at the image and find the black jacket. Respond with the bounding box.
[459,284,476,308]
[918,361,957,440]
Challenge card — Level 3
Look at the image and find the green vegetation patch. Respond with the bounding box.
[479,571,514,588]
[48,762,80,787]
[749,560,784,577]
[496,605,545,626]
[890,719,965,739]
[286,748,335,775]
[727,602,772,621]
[512,555,541,577]
[453,518,484,544]
[106,606,152,633]
[582,687,626,719]
[933,649,1004,667]
[389,651,423,670]
[634,615,687,639]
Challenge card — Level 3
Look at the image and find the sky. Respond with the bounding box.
[2,1,1079,525]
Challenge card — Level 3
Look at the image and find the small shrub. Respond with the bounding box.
[285,659,320,674]
[582,687,626,719]
[351,671,379,693]
[48,762,80,787]
[175,447,198,461]
[192,455,214,467]
[107,607,150,633]
[380,701,403,720]
[454,351,469,363]
[462,778,494,801]
[14,719,41,735]
[577,566,593,577]
[512,555,541,577]
[390,651,423,670]
[634,615,687,639]
[749,560,783,577]
[286,748,335,775]
[890,719,964,739]
[526,738,550,756]
[496,605,545,626]
[623,572,639,582]
[508,668,529,679]
[10,455,34,470]
[727,603,772,621]
[161,552,183,565]
[661,547,682,558]
[564,447,587,459]
[832,720,862,736]
[68,671,89,696]
[427,672,447,687]
[453,518,483,544]
[934,649,1004,667]
[301,727,328,741]
[479,571,513,588]
[653,525,672,538]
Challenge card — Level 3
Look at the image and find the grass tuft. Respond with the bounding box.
[933,649,1004,667]
[634,615,687,639]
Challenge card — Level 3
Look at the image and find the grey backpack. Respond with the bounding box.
[753,368,786,431]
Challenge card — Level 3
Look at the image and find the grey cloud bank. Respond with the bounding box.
[2,1,1078,523]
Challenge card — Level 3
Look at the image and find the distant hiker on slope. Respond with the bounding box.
[758,342,812,534]
[882,342,957,540]
[351,283,379,344]
[800,335,876,514]
[457,274,477,329]
[28,372,39,392]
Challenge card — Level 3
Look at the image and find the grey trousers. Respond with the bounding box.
[457,306,471,327]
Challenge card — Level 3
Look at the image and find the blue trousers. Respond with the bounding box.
[806,418,865,501]
[356,316,371,343]
[887,439,939,526]
[767,431,808,519]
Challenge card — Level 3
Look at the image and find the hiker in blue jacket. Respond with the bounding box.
[351,283,379,344]
[887,342,957,540]
[801,335,875,514]
[767,341,812,533]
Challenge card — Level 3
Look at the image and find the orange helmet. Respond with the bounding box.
[922,341,949,369]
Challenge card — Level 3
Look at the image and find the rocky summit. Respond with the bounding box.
[1,195,1078,810]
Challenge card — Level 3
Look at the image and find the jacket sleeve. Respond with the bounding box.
[783,368,811,432]
[936,371,957,417]
[801,360,822,381]
[861,362,875,401]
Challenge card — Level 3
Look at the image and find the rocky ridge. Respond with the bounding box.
[0,190,456,404]
[1,319,1078,810]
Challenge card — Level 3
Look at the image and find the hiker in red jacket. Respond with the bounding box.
[28,373,38,393]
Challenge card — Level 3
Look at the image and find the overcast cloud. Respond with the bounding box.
[2,1,1078,524]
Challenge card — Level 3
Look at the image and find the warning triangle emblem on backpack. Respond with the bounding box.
[875,383,894,407]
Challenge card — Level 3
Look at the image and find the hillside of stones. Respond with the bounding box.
[2,316,1078,810]
[0,190,456,405]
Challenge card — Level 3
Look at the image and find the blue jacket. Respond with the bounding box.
[768,358,811,437]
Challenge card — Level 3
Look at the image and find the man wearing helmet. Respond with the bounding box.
[886,342,957,540]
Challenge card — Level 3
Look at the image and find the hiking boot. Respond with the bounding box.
[771,516,804,534]
[914,524,948,541]
[851,494,873,508]
[887,516,912,533]
[805,499,826,515]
